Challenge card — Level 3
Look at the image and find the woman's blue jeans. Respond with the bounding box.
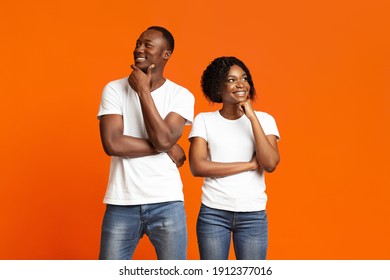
[196,204,268,260]
[99,201,187,260]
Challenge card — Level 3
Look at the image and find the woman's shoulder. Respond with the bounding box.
[195,110,219,118]
[192,111,220,125]
[255,111,278,127]
[255,111,275,119]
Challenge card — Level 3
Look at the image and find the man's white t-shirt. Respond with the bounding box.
[189,111,280,212]
[98,77,194,205]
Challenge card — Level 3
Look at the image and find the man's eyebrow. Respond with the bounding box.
[136,38,153,43]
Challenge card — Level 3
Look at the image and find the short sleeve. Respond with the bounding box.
[171,88,195,125]
[257,112,280,141]
[97,82,123,119]
[188,113,207,141]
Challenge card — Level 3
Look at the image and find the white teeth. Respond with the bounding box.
[234,91,246,96]
[136,57,146,61]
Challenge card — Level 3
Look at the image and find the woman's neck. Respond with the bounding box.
[219,104,243,120]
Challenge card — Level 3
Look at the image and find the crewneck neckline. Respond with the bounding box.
[217,110,245,121]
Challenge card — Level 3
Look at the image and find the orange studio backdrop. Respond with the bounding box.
[0,0,389,259]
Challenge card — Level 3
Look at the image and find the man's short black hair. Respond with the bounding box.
[147,26,175,53]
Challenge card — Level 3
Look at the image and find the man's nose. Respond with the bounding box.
[135,44,144,52]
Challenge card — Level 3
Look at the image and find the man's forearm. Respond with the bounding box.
[102,134,159,158]
[138,93,180,151]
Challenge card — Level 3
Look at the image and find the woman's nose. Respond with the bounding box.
[235,81,243,88]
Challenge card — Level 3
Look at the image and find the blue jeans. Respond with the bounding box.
[99,201,187,260]
[196,204,268,260]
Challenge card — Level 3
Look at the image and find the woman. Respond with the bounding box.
[189,56,280,260]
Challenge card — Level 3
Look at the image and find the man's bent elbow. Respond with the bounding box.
[152,138,176,152]
[102,145,115,157]
[263,157,280,173]
[101,141,121,157]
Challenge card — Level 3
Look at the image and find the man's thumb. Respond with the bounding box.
[147,64,155,75]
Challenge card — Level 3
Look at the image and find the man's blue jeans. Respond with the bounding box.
[99,201,187,260]
[196,204,268,260]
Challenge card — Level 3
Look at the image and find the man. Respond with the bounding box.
[97,26,194,260]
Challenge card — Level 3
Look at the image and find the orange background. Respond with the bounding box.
[1,0,389,260]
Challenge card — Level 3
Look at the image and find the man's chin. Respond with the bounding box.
[134,61,149,73]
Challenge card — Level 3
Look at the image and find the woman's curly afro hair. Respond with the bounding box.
[201,56,256,103]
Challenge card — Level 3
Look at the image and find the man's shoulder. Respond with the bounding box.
[161,79,194,106]
[102,77,129,96]
[105,77,128,88]
[164,79,191,93]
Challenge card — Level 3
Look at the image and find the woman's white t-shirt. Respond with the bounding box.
[189,110,280,212]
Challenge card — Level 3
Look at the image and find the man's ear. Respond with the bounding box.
[164,50,172,60]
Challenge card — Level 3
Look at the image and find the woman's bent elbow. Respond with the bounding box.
[189,165,204,177]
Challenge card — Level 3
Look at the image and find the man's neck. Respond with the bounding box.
[150,75,166,92]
